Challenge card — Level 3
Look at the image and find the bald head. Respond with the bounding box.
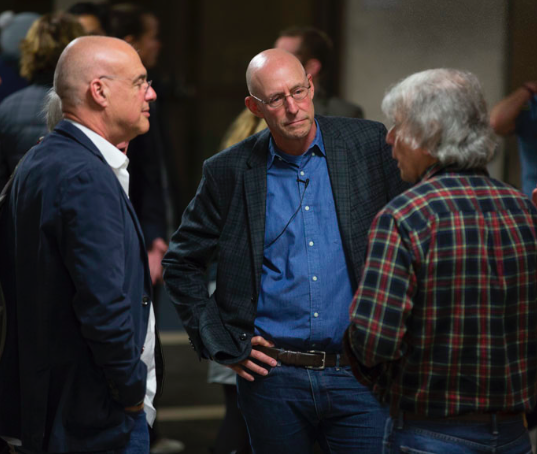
[53,35,156,145]
[54,36,142,109]
[246,48,306,95]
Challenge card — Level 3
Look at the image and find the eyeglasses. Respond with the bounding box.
[99,75,153,95]
[250,84,311,109]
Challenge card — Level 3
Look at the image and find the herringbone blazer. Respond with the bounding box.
[163,115,409,364]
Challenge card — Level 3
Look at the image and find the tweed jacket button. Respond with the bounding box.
[239,333,247,341]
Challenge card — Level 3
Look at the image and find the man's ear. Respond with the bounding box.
[304,58,321,79]
[307,73,315,101]
[245,96,264,119]
[532,187,537,207]
[89,78,108,108]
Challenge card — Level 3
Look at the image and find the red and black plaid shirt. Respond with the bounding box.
[348,164,537,417]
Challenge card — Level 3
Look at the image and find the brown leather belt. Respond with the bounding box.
[255,346,349,370]
[403,412,524,423]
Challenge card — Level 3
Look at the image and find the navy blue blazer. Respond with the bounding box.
[163,116,410,365]
[0,121,154,452]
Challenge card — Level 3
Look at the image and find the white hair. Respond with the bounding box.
[381,68,497,169]
[42,87,63,132]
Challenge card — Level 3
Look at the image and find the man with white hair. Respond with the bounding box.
[345,68,537,452]
[0,36,160,453]
[163,48,409,453]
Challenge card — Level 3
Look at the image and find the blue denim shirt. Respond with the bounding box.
[254,122,354,352]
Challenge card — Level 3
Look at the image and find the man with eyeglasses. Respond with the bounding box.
[163,48,408,453]
[0,36,162,453]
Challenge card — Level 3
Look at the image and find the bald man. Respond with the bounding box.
[163,49,408,453]
[0,36,160,453]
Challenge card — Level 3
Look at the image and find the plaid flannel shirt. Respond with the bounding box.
[348,164,537,417]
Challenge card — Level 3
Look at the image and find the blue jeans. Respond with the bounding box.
[383,414,532,453]
[120,409,150,454]
[237,364,389,454]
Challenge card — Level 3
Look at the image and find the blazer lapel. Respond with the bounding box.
[56,121,150,283]
[244,131,269,292]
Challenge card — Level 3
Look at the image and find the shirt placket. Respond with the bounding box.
[299,155,322,346]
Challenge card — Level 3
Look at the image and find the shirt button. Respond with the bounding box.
[312,152,316,157]
[312,276,317,281]
[305,206,310,211]
[313,312,319,318]
[300,171,305,176]
[142,296,150,306]
[309,241,314,247]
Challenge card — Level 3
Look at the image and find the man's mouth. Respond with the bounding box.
[285,118,305,126]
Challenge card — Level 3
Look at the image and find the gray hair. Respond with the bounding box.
[381,68,497,169]
[42,87,63,132]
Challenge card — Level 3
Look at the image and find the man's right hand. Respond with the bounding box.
[226,336,278,381]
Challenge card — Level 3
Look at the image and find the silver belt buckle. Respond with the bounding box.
[305,350,326,370]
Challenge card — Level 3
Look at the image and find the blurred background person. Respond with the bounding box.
[0,12,84,189]
[490,81,537,198]
[0,11,39,103]
[67,1,108,35]
[275,26,364,118]
[108,4,183,454]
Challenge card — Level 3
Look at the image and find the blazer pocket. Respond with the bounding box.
[63,362,125,432]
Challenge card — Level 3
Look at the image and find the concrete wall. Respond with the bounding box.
[341,0,507,178]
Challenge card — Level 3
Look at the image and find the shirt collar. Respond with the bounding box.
[420,162,489,182]
[66,120,129,170]
[267,119,325,168]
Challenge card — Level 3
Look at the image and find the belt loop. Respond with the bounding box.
[491,413,499,436]
[335,353,340,370]
[396,412,404,430]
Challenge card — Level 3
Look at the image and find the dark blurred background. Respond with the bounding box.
[5,0,536,200]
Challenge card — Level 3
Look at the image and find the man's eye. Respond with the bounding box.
[270,95,283,104]
[293,88,305,96]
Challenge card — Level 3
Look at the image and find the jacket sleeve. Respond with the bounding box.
[162,160,221,359]
[59,168,147,407]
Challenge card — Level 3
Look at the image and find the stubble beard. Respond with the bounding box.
[281,116,312,141]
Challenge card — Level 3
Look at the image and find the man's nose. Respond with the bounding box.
[146,85,157,102]
[284,95,299,114]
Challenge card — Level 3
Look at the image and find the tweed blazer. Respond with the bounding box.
[163,115,408,365]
